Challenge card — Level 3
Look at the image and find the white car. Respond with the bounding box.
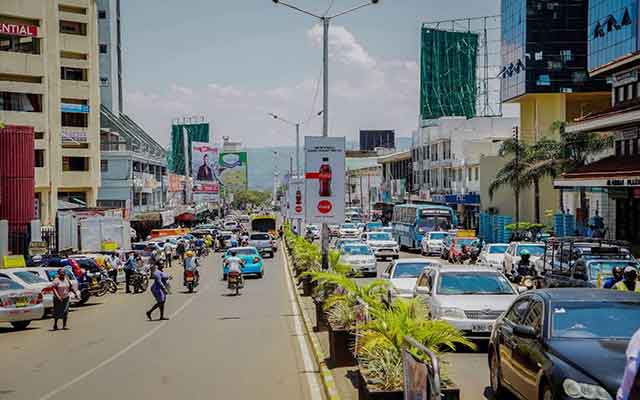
[28,267,83,304]
[382,258,441,299]
[420,231,450,256]
[340,244,377,276]
[0,277,45,330]
[0,268,54,311]
[413,265,518,339]
[502,242,546,277]
[338,223,360,238]
[223,221,240,231]
[306,225,321,239]
[360,232,399,260]
[478,243,509,271]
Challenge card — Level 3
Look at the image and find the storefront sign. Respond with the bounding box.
[61,128,87,143]
[304,136,345,224]
[0,22,38,37]
[556,177,640,188]
[606,178,640,186]
[61,103,89,113]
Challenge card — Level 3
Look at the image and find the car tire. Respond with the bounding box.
[222,274,227,281]
[257,272,264,278]
[541,382,553,400]
[11,321,31,330]
[489,349,505,399]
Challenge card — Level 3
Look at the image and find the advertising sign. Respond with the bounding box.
[61,103,90,113]
[219,152,248,192]
[288,178,305,220]
[0,22,38,37]
[402,349,429,400]
[167,174,183,192]
[304,136,345,224]
[191,142,220,202]
[61,128,88,143]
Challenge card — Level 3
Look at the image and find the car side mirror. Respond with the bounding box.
[381,272,390,279]
[517,286,528,293]
[513,324,537,339]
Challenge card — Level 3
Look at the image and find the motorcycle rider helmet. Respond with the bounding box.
[623,266,638,281]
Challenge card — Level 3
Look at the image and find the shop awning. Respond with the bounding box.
[175,212,196,222]
[554,156,640,188]
[565,102,640,134]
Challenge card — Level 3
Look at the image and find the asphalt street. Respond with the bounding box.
[0,250,322,400]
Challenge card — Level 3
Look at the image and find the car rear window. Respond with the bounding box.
[437,272,514,295]
[250,234,270,240]
[14,271,48,285]
[551,301,640,339]
[0,278,24,291]
[230,248,258,256]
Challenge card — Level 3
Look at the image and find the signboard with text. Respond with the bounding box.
[219,152,248,193]
[304,136,345,224]
[191,142,219,202]
[0,22,38,37]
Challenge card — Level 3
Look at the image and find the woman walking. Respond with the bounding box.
[51,268,78,330]
[146,264,171,321]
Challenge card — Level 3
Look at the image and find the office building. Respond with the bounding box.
[359,130,395,151]
[1,0,101,225]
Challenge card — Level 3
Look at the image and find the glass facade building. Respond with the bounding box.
[588,0,638,72]
[501,0,609,101]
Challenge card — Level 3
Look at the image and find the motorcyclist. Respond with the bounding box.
[514,250,536,280]
[603,266,624,289]
[240,231,249,246]
[225,250,245,287]
[613,267,640,292]
[194,237,205,256]
[204,234,213,249]
[183,250,200,283]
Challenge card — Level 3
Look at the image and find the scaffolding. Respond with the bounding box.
[421,15,503,119]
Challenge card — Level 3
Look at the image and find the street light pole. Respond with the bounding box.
[272,0,379,270]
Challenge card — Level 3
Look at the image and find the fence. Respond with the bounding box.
[403,336,442,400]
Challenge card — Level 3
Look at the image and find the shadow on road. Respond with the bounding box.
[0,326,39,334]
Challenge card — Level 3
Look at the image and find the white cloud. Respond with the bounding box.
[124,25,418,148]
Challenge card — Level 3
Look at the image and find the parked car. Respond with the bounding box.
[0,268,53,311]
[222,247,264,279]
[248,232,274,258]
[338,223,360,238]
[414,265,518,339]
[29,267,82,305]
[339,244,377,276]
[478,243,509,271]
[360,231,399,260]
[382,258,441,299]
[0,277,45,329]
[420,231,450,256]
[503,242,546,277]
[489,289,640,400]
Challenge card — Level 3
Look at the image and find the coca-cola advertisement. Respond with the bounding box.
[287,178,304,220]
[304,136,345,224]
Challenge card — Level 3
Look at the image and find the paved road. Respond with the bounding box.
[0,250,322,400]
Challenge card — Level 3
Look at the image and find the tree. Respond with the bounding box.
[230,189,271,209]
[488,138,529,224]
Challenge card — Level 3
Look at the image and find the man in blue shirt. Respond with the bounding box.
[603,266,624,289]
[124,252,137,293]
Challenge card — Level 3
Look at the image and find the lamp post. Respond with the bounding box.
[272,0,379,270]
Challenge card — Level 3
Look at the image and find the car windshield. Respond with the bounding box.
[229,249,257,256]
[429,232,448,240]
[455,238,477,247]
[551,301,640,339]
[14,271,47,285]
[369,233,391,241]
[392,263,430,278]
[0,278,24,291]
[489,245,508,254]
[588,261,639,279]
[437,272,515,295]
[341,224,356,229]
[367,223,382,229]
[250,234,270,240]
[516,245,545,256]
[342,245,372,256]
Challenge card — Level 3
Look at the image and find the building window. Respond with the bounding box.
[58,191,87,205]
[101,160,108,172]
[35,150,45,168]
[98,10,107,19]
[560,50,572,62]
[60,51,87,60]
[59,5,87,14]
[615,140,622,156]
[474,167,479,181]
[0,34,40,55]
[62,157,89,172]
[99,44,107,54]
[634,138,639,156]
[624,140,631,156]
[61,112,88,128]
[35,131,44,140]
[617,86,625,103]
[0,92,42,112]
[60,20,87,35]
[61,67,87,81]
[627,84,634,101]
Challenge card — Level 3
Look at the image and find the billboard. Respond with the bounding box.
[219,152,248,192]
[288,178,305,220]
[191,142,220,202]
[420,28,478,119]
[304,136,345,224]
[169,123,210,175]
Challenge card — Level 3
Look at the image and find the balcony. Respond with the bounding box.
[0,110,45,131]
[61,80,90,99]
[60,0,90,8]
[60,33,89,54]
[60,170,95,188]
[0,52,44,76]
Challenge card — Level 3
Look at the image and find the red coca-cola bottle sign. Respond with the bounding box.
[318,157,332,197]
[295,205,303,213]
[317,200,332,214]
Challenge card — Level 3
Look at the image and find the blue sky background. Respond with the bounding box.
[121,0,502,147]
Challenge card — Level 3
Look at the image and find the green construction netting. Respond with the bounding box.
[168,123,210,174]
[420,28,478,120]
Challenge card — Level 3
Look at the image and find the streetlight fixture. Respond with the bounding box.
[272,0,379,270]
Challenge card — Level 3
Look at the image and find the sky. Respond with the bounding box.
[121,0,502,148]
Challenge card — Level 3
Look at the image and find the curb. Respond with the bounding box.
[283,242,341,400]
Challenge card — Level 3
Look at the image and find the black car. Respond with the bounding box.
[489,288,640,400]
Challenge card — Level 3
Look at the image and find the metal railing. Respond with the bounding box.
[403,335,442,400]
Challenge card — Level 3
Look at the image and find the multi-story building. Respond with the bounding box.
[1,0,101,225]
[500,0,611,223]
[359,130,395,151]
[346,153,382,215]
[555,0,640,245]
[378,151,412,204]
[412,116,517,227]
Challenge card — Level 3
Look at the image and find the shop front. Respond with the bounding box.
[431,193,480,229]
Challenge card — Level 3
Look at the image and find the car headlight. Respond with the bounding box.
[563,379,612,400]
[439,307,467,319]
[418,228,425,233]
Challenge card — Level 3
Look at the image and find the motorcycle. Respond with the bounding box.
[184,269,199,293]
[131,267,150,293]
[98,270,118,294]
[227,271,242,296]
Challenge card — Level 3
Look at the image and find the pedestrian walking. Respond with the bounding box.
[124,251,137,293]
[146,264,171,321]
[618,328,640,400]
[51,268,78,331]
[164,243,173,268]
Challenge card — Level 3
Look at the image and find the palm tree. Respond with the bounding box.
[488,138,530,224]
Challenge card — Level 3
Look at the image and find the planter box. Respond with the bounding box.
[358,369,460,400]
[442,386,460,400]
[328,324,356,367]
[314,299,328,332]
[301,276,313,296]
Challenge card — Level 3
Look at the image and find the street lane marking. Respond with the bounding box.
[282,254,324,400]
[38,282,210,400]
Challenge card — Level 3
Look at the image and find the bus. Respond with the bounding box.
[250,215,277,236]
[391,203,457,249]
